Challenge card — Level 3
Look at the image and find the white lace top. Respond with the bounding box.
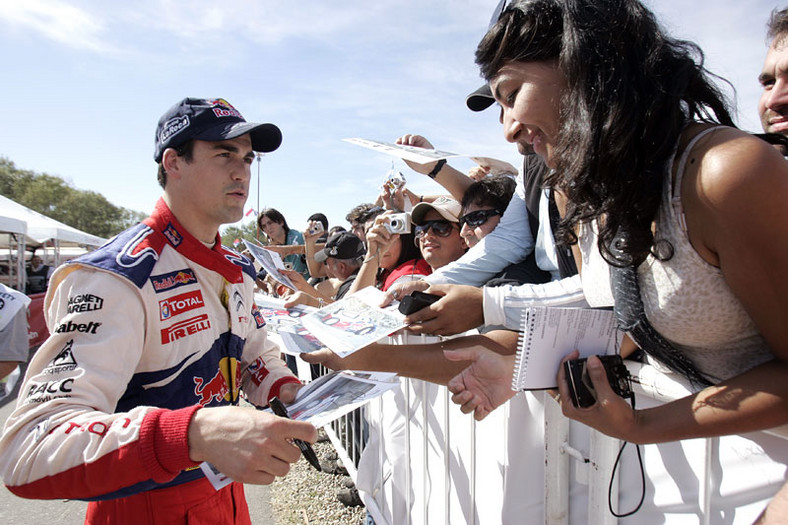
[581,127,773,383]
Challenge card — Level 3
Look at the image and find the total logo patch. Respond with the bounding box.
[159,290,204,321]
[67,294,104,314]
[161,314,211,344]
[150,269,197,293]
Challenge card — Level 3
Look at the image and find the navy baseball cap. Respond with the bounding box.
[154,97,282,162]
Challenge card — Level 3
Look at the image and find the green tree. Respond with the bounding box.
[220,221,268,249]
[0,156,145,237]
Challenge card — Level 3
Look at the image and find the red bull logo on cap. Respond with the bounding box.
[193,357,241,406]
[209,98,243,119]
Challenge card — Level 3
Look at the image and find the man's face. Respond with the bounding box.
[165,136,254,239]
[759,36,788,135]
[416,210,466,270]
[259,216,286,244]
[459,203,502,248]
[31,256,42,267]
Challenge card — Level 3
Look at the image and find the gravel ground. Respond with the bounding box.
[270,438,366,525]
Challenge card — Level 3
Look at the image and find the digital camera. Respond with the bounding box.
[308,221,324,236]
[385,213,411,234]
[385,171,407,192]
[563,355,633,408]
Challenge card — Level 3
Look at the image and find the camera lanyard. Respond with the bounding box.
[608,393,645,518]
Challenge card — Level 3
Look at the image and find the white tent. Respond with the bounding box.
[0,208,30,290]
[0,195,106,248]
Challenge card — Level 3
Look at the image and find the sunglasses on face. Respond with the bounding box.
[415,220,456,239]
[459,209,503,228]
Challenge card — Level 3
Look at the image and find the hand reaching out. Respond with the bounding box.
[445,345,517,421]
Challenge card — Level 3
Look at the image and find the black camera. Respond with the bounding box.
[563,355,633,408]
[398,291,441,315]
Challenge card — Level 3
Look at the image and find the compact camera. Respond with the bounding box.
[385,171,407,193]
[398,291,442,315]
[307,221,324,236]
[385,213,411,234]
[563,355,633,408]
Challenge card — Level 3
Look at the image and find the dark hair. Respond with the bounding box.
[345,203,377,225]
[477,0,735,266]
[328,225,347,236]
[461,175,516,214]
[156,140,195,189]
[767,8,788,43]
[258,208,290,235]
[307,213,329,231]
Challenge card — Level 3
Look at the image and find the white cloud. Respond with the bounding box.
[0,0,120,54]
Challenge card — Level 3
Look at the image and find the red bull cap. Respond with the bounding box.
[154,97,282,162]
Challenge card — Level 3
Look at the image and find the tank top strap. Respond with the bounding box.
[670,125,728,233]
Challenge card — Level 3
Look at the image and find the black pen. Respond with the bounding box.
[268,396,322,472]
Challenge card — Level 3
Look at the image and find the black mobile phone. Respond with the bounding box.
[398,291,442,315]
[563,355,633,408]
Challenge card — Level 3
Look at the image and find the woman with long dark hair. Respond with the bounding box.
[447,0,788,456]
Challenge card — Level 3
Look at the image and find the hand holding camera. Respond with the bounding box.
[563,354,633,408]
[384,213,411,235]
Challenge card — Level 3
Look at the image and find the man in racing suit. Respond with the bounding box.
[0,97,317,524]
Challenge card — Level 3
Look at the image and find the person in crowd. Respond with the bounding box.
[759,7,788,139]
[348,211,430,295]
[0,97,316,523]
[25,254,54,295]
[459,175,515,249]
[313,232,365,301]
[439,0,788,463]
[409,196,467,271]
[345,202,380,241]
[304,213,330,282]
[0,282,30,382]
[257,208,310,280]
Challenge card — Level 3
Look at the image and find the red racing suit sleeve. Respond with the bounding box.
[0,267,200,500]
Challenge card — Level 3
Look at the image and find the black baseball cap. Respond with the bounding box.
[154,97,282,162]
[315,232,366,263]
[465,0,512,112]
[465,84,495,112]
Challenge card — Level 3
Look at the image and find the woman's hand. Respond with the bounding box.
[365,213,398,263]
[555,351,639,442]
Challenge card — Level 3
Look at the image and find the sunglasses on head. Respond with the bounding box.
[415,220,456,239]
[459,209,503,228]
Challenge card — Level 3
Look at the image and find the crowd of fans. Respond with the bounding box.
[1,1,787,523]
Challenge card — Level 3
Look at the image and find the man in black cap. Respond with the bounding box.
[315,231,366,300]
[0,97,316,523]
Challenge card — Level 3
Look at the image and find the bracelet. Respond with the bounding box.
[363,252,380,264]
[427,159,446,179]
[318,297,325,308]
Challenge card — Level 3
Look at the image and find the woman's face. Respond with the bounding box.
[379,235,403,271]
[491,60,565,168]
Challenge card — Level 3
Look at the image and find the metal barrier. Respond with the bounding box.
[308,342,788,524]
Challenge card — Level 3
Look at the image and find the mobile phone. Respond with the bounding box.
[563,355,633,408]
[398,291,442,315]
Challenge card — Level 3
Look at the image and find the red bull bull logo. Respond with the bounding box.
[193,357,241,406]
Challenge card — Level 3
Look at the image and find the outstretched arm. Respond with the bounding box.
[301,329,518,386]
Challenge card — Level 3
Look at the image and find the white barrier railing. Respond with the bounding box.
[313,341,788,524]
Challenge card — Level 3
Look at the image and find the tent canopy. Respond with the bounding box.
[0,195,106,247]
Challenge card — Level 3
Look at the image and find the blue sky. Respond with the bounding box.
[0,1,779,234]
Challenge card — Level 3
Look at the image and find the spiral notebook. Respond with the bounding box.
[511,306,621,391]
